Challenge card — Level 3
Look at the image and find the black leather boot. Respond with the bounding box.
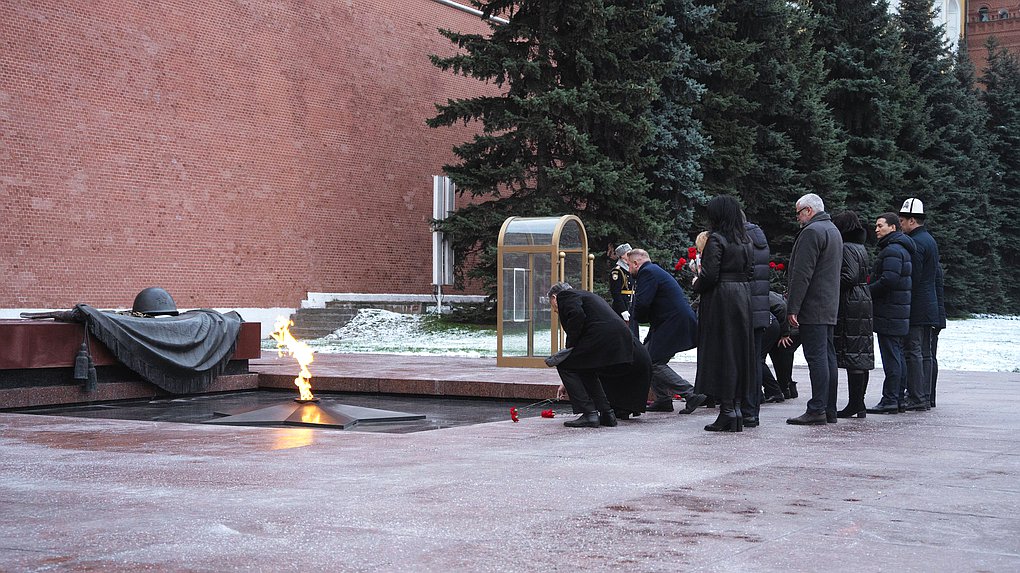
[704,400,742,432]
[678,393,707,414]
[564,412,600,428]
[598,410,618,427]
[786,381,798,399]
[837,374,867,418]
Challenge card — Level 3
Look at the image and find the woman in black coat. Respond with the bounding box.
[693,195,754,432]
[831,211,875,419]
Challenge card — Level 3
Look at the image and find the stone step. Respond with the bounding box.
[287,307,361,339]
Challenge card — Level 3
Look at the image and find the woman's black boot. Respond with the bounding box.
[837,371,868,418]
[704,400,742,432]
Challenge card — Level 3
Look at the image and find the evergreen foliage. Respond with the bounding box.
[809,0,907,222]
[428,1,708,291]
[690,0,845,256]
[641,0,714,259]
[980,38,1020,312]
[425,0,1020,314]
[895,0,1006,315]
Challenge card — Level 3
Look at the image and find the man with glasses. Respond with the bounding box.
[786,194,844,425]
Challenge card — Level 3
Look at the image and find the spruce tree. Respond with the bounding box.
[936,39,1007,314]
[890,0,945,221]
[980,38,1020,312]
[690,0,845,255]
[895,0,1004,314]
[428,1,708,291]
[641,0,713,259]
[809,0,908,221]
[687,0,759,201]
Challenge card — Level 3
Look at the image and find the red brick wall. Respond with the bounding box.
[1,0,493,309]
[967,2,1020,71]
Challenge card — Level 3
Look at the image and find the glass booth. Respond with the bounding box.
[497,215,594,367]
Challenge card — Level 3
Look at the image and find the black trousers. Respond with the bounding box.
[556,367,613,414]
[767,332,801,395]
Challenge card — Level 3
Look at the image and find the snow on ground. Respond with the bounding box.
[295,309,1020,373]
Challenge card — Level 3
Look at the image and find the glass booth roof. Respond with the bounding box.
[500,216,584,249]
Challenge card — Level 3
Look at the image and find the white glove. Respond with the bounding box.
[621,310,631,321]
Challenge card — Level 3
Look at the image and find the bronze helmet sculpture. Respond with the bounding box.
[132,287,179,316]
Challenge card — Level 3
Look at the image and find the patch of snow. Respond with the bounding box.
[301,309,1020,373]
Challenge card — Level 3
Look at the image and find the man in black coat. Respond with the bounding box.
[866,213,914,414]
[548,283,652,428]
[899,198,941,412]
[626,249,707,413]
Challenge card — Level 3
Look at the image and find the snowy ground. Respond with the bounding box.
[287,309,1020,373]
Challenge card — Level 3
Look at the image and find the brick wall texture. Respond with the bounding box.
[1,0,493,309]
[967,2,1020,71]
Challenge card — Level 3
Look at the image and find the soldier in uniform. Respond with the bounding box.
[608,243,634,320]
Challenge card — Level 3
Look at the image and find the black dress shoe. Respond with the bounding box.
[599,410,618,427]
[646,399,674,412]
[678,393,707,414]
[742,416,759,428]
[564,413,600,428]
[787,411,827,425]
[866,402,899,414]
[616,410,631,420]
[904,401,929,412]
[763,394,785,403]
[787,382,799,399]
[826,411,837,424]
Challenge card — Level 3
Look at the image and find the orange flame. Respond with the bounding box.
[270,317,315,401]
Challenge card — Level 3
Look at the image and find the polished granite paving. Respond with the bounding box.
[2,360,1018,572]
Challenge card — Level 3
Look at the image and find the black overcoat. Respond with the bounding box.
[906,226,941,327]
[692,233,755,401]
[555,289,650,414]
[556,289,634,369]
[834,237,874,371]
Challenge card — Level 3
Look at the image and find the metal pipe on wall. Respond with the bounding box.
[429,0,509,24]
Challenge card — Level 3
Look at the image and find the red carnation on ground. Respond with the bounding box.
[510,407,519,422]
[541,409,555,418]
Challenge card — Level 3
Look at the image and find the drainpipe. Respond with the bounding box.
[429,0,509,25]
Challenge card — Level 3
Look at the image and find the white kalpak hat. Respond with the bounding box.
[899,197,924,216]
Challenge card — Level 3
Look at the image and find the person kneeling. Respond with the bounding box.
[547,282,651,428]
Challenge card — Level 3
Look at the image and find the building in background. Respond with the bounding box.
[965,1,1020,66]
[1,1,494,331]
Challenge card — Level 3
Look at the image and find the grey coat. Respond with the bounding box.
[787,212,843,325]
